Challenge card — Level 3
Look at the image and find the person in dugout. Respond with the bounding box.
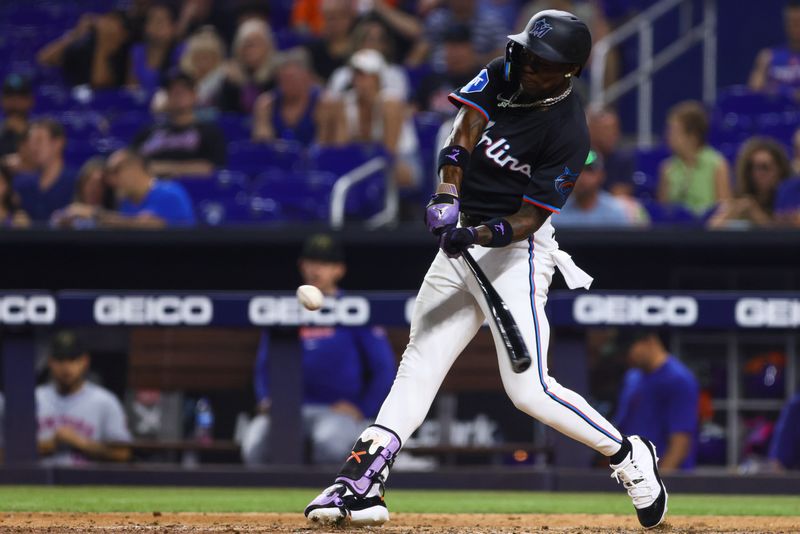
[241,234,397,465]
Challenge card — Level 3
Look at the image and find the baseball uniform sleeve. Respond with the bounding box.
[665,372,699,435]
[522,128,589,213]
[769,394,800,469]
[448,58,506,123]
[353,326,397,419]
[253,331,271,404]
[101,393,132,443]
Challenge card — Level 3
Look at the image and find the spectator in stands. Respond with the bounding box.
[409,0,506,71]
[552,150,638,227]
[14,119,76,222]
[252,49,322,145]
[414,25,481,114]
[327,17,411,101]
[587,107,636,196]
[37,331,132,466]
[242,234,396,465]
[217,19,277,114]
[305,0,358,80]
[74,157,113,209]
[749,0,800,98]
[614,329,699,473]
[367,0,424,63]
[1,128,37,177]
[769,393,800,470]
[58,148,195,229]
[0,74,35,158]
[708,137,792,228]
[37,10,132,89]
[51,157,114,228]
[321,49,420,188]
[658,101,731,216]
[292,0,326,36]
[128,2,185,99]
[175,0,216,40]
[0,165,30,228]
[133,69,226,177]
[152,26,227,113]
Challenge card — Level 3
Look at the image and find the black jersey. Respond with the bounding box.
[448,57,590,220]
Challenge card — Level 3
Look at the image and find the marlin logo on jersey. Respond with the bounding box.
[477,130,532,177]
[531,18,553,38]
[554,166,579,198]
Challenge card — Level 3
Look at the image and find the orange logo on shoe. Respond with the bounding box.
[348,450,367,463]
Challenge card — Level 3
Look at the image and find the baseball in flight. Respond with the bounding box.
[296,285,324,311]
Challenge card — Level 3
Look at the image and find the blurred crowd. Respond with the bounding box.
[0,0,799,229]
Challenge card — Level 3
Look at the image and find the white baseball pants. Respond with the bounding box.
[375,220,623,456]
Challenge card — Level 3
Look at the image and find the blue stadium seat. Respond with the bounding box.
[715,86,797,116]
[227,140,305,175]
[252,168,337,221]
[173,170,249,203]
[108,112,150,142]
[414,112,445,196]
[641,199,700,225]
[307,143,390,218]
[216,114,252,142]
[774,178,800,214]
[633,146,670,199]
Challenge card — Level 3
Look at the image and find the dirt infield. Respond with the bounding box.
[0,513,798,533]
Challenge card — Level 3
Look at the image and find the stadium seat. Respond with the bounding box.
[252,168,337,221]
[414,112,445,196]
[641,199,699,225]
[715,86,797,116]
[216,114,252,142]
[172,170,249,203]
[774,178,800,214]
[307,143,390,218]
[227,140,305,175]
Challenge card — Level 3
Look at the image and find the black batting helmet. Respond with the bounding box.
[504,10,592,81]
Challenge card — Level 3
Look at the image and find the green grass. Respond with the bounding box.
[0,487,797,516]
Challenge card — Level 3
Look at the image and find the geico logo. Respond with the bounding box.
[573,295,697,326]
[736,298,800,328]
[94,296,213,325]
[248,296,369,326]
[0,296,57,325]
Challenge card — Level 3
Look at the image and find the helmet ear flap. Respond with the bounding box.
[504,41,521,82]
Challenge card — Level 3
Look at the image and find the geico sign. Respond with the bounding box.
[573,295,697,326]
[94,296,213,325]
[736,298,800,328]
[248,296,369,326]
[0,296,57,324]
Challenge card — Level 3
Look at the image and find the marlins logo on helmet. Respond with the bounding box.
[531,18,553,38]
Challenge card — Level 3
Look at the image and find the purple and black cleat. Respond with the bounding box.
[304,425,401,526]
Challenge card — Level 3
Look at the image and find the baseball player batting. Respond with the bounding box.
[306,10,668,529]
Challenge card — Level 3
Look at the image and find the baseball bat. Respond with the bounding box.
[462,250,532,374]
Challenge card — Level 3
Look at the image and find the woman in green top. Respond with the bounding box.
[658,100,731,215]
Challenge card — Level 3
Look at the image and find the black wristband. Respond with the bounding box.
[437,145,470,175]
[483,218,513,248]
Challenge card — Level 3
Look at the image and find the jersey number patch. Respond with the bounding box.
[462,69,489,93]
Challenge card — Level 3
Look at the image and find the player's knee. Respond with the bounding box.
[509,388,556,424]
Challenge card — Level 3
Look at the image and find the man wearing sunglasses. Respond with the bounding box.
[305,11,667,530]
